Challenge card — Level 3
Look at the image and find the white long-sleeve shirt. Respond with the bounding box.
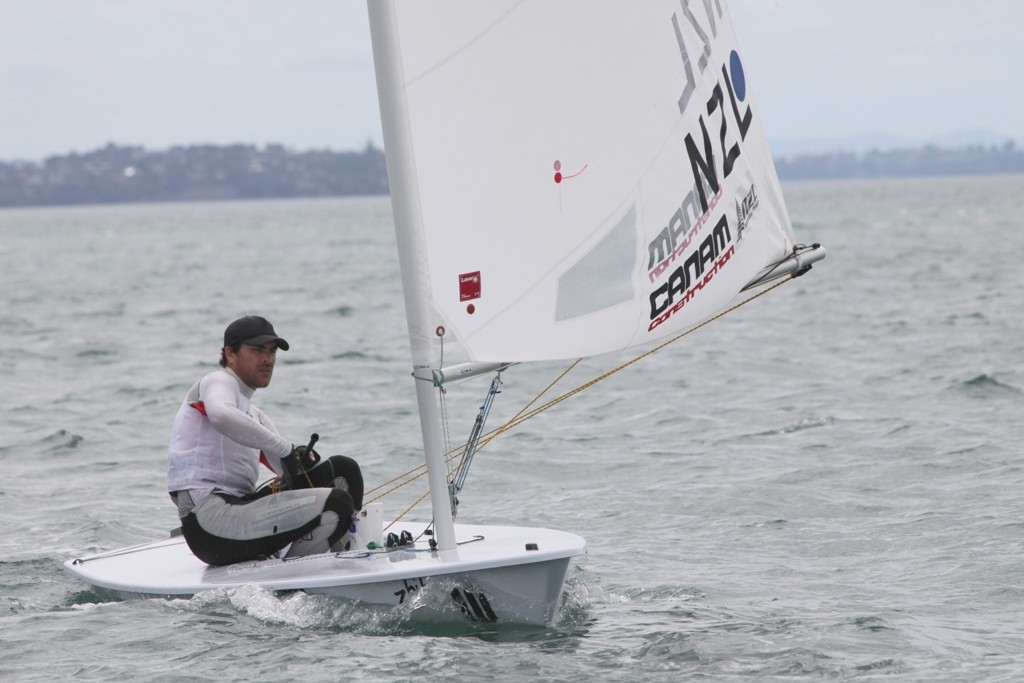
[167,368,293,504]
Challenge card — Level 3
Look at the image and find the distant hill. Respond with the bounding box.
[775,140,1024,181]
[0,143,388,208]
[1,140,1023,208]
[769,129,1021,157]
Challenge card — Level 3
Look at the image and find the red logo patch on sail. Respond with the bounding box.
[459,271,481,301]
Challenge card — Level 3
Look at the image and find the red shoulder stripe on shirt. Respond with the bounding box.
[189,401,207,416]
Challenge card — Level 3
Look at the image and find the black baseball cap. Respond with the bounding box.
[223,316,289,350]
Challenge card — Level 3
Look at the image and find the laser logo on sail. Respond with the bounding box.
[735,184,759,242]
[459,272,481,301]
[459,271,481,314]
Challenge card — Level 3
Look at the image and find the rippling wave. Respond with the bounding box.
[2,178,1024,681]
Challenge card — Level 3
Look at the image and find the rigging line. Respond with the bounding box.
[368,384,502,511]
[379,489,431,531]
[364,436,478,500]
[363,439,471,498]
[365,469,424,496]
[71,537,184,564]
[452,372,503,494]
[431,359,583,464]
[438,375,455,479]
[365,472,426,501]
[403,0,525,88]
[367,275,796,520]
[365,469,420,491]
[480,275,798,437]
[361,421,465,499]
[508,358,582,424]
[368,332,452,497]
[365,348,584,498]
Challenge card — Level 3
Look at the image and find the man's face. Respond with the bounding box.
[226,341,278,389]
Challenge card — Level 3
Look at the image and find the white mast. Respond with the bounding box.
[367,0,457,551]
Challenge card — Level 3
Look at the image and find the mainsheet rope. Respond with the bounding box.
[365,273,800,525]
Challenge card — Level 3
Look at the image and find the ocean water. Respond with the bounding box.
[1,175,1022,682]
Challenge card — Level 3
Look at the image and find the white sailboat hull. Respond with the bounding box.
[65,522,586,626]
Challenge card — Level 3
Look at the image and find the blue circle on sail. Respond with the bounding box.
[730,51,746,101]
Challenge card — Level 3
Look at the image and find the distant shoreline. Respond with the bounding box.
[775,140,1024,182]
[2,140,1022,209]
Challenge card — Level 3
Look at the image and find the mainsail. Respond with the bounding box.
[369,0,815,370]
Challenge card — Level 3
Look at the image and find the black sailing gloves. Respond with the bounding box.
[280,444,322,490]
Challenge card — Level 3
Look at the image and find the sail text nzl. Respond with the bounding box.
[646,0,740,287]
[645,10,755,333]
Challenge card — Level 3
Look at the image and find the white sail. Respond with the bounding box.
[370,0,803,367]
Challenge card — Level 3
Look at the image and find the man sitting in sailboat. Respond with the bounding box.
[167,315,364,565]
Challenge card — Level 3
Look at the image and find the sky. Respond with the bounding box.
[2,0,1022,161]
